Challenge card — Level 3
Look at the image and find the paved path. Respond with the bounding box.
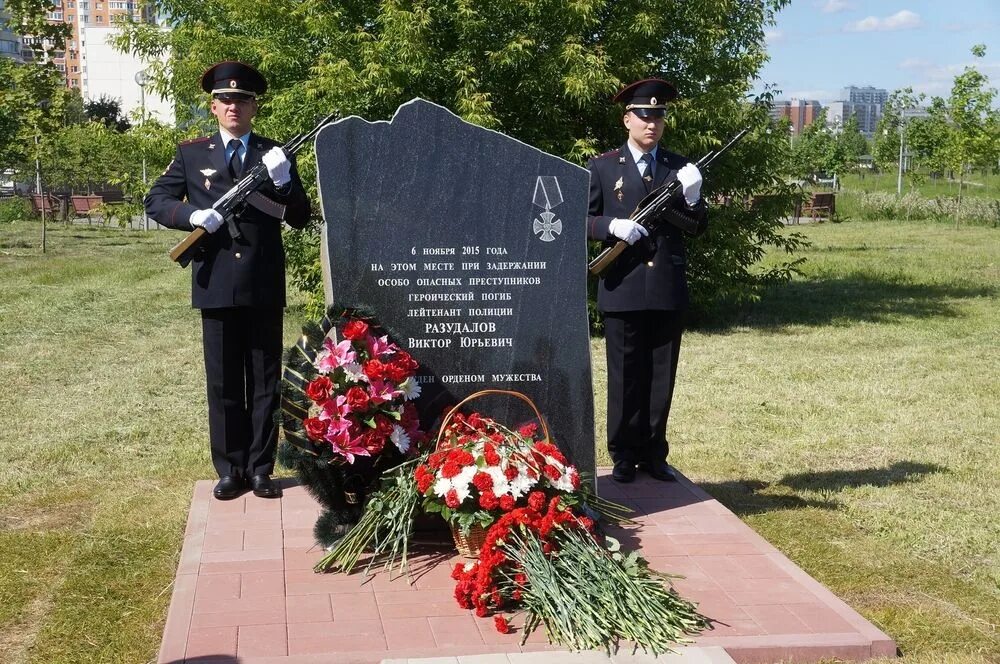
[157,470,896,663]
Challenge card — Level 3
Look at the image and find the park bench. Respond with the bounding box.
[801,191,836,221]
[70,194,107,224]
[30,193,61,216]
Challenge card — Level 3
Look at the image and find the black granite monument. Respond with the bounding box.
[315,99,594,473]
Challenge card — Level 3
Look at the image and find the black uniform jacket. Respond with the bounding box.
[145,132,311,309]
[586,144,707,313]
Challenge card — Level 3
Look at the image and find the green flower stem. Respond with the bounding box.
[501,524,707,654]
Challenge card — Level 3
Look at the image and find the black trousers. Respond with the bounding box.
[201,306,284,478]
[603,310,684,465]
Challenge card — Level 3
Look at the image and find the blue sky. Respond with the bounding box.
[755,0,1000,103]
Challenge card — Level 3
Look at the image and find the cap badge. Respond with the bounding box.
[650,96,657,105]
[229,79,238,88]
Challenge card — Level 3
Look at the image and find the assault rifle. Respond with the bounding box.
[587,127,750,277]
[169,112,338,267]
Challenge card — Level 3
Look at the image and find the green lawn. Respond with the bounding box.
[1,218,997,663]
[837,170,1000,199]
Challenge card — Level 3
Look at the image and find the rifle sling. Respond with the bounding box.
[246,191,287,221]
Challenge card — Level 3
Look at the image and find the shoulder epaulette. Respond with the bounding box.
[179,136,211,146]
[595,148,620,159]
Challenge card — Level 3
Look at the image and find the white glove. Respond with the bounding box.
[262,146,292,187]
[608,218,649,245]
[189,208,224,233]
[677,163,703,206]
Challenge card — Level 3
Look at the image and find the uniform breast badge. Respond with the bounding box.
[200,168,216,191]
[614,176,624,202]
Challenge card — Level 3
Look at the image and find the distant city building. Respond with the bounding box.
[10,2,173,122]
[0,0,24,63]
[16,1,157,89]
[826,86,889,137]
[81,25,172,121]
[770,99,823,135]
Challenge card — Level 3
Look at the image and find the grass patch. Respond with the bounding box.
[1,217,998,662]
[838,171,1000,199]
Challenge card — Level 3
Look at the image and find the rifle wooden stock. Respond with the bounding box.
[588,240,629,276]
[169,227,207,266]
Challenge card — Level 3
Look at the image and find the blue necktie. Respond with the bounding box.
[228,139,243,180]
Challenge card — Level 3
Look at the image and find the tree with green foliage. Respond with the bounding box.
[872,88,921,174]
[837,115,868,176]
[789,109,833,180]
[111,0,803,317]
[939,44,999,209]
[0,58,87,194]
[905,97,950,175]
[85,94,131,132]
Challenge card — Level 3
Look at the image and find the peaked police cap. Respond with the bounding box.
[200,61,267,99]
[613,78,677,118]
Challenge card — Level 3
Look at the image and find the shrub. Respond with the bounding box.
[848,191,1000,226]
[0,197,29,224]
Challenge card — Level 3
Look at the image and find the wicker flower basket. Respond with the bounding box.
[451,523,488,558]
[435,389,551,559]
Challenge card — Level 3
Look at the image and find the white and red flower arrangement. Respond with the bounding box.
[313,391,707,654]
[414,412,582,534]
[297,318,425,465]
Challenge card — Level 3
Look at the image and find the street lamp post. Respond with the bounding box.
[897,119,905,196]
[134,70,149,229]
[34,99,49,254]
[35,132,45,254]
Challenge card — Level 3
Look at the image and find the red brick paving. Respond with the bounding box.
[157,471,896,663]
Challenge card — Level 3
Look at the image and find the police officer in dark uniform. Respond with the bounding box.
[587,78,708,483]
[145,62,311,500]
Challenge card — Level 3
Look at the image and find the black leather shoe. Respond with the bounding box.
[611,460,637,483]
[250,474,282,498]
[213,475,244,500]
[638,460,677,482]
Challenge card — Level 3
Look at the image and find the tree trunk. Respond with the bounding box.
[956,166,964,229]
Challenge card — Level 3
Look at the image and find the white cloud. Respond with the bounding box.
[902,60,1000,99]
[845,10,922,32]
[765,30,784,44]
[816,0,853,13]
[899,58,930,70]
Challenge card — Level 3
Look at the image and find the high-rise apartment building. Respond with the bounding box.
[0,0,24,63]
[770,99,823,135]
[60,0,156,90]
[827,86,888,137]
[12,0,155,90]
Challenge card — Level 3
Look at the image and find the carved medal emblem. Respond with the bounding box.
[531,176,564,242]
